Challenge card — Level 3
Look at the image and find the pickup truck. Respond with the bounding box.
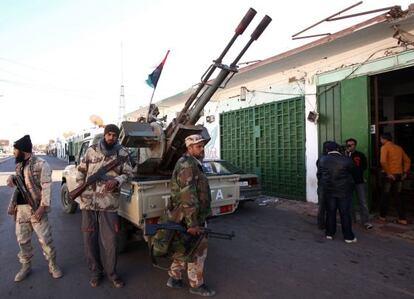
[61,131,240,245]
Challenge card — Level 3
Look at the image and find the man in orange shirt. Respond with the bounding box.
[379,133,411,225]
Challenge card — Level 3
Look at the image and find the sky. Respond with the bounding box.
[1,0,413,144]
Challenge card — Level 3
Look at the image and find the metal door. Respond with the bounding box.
[220,97,306,200]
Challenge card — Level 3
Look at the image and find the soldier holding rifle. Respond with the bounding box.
[75,124,132,288]
[165,134,215,297]
[6,134,63,282]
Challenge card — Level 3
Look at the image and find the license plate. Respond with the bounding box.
[239,181,249,186]
[212,207,220,215]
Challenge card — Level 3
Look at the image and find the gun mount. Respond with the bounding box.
[119,8,271,174]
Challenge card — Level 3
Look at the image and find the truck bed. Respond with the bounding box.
[118,174,240,229]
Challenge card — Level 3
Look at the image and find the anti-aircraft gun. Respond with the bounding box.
[120,8,271,174]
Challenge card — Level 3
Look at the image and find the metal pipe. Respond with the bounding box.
[373,76,380,203]
[235,8,257,35]
[251,15,272,41]
[292,1,362,38]
[328,6,398,21]
[175,8,257,122]
[187,68,232,125]
[292,33,331,40]
[187,15,272,125]
[231,15,272,67]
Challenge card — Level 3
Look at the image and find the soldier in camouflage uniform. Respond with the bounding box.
[166,134,216,297]
[76,124,132,288]
[6,135,63,282]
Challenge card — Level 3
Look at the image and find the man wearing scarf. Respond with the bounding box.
[6,134,63,282]
[76,124,133,288]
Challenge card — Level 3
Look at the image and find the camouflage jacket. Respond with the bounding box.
[8,155,52,214]
[168,153,212,228]
[76,141,133,212]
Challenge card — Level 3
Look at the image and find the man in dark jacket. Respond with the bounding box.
[345,138,373,230]
[317,141,357,243]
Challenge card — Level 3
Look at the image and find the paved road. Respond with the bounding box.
[0,155,12,165]
[0,156,413,299]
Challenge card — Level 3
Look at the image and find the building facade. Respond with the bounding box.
[126,6,414,205]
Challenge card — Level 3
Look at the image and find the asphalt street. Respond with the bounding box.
[0,156,413,299]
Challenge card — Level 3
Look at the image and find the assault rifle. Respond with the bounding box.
[145,221,235,269]
[69,155,127,202]
[145,221,235,240]
[12,174,39,210]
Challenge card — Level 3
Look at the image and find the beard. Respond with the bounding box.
[194,151,205,161]
[103,139,115,150]
[15,151,25,164]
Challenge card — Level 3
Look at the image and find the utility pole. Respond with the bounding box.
[118,42,125,126]
[118,84,125,125]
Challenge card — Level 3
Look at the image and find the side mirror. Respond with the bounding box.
[68,155,75,162]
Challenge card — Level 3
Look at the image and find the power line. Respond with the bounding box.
[0,78,107,101]
[0,57,58,76]
[0,56,102,90]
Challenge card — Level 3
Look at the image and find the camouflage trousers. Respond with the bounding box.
[15,205,56,264]
[168,237,208,288]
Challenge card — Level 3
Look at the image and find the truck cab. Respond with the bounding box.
[61,129,103,213]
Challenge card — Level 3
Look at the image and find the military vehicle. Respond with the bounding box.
[61,8,271,246]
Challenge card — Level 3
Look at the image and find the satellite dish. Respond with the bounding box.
[90,115,105,127]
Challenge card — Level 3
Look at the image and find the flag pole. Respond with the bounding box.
[146,87,157,120]
[146,50,170,122]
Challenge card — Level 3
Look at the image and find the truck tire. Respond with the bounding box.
[61,183,78,214]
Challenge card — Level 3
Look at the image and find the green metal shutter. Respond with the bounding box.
[220,97,306,200]
[317,76,369,152]
[317,76,371,207]
[317,83,342,151]
[341,76,370,158]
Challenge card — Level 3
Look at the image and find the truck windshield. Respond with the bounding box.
[203,160,245,175]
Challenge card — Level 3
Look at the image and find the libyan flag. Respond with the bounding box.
[146,50,170,89]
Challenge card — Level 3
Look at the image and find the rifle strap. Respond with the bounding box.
[28,156,41,195]
[16,157,41,210]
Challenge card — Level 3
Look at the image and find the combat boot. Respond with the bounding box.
[48,259,63,279]
[14,262,31,282]
[189,284,216,297]
[167,277,184,288]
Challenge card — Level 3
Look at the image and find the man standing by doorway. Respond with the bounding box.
[317,141,357,243]
[345,138,373,230]
[379,133,411,225]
